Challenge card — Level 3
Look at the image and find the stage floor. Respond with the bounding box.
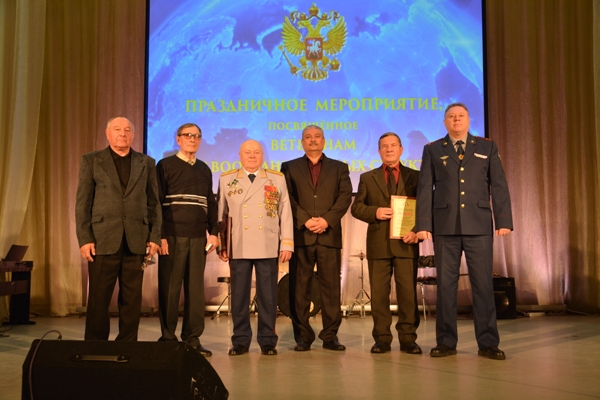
[2,313,599,399]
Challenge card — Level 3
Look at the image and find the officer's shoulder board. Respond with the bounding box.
[265,169,283,176]
[426,138,445,146]
[474,136,493,142]
[221,169,238,177]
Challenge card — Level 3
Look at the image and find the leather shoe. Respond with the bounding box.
[478,346,506,360]
[430,344,457,357]
[322,340,346,351]
[193,344,213,357]
[400,342,422,354]
[370,341,391,354]
[294,342,311,352]
[261,345,277,355]
[228,345,249,356]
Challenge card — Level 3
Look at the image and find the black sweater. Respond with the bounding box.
[156,155,218,238]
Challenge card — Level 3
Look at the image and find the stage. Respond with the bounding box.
[1,313,599,399]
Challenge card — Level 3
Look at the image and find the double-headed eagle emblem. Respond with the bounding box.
[280,3,347,82]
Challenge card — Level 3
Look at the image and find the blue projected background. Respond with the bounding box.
[146,0,484,191]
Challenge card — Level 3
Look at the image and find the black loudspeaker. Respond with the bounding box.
[22,340,228,400]
[493,277,517,319]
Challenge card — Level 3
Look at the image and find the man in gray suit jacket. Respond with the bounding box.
[416,103,513,360]
[281,125,352,352]
[351,132,421,355]
[76,117,161,341]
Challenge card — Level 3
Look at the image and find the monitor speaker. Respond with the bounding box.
[22,340,228,400]
[493,277,517,319]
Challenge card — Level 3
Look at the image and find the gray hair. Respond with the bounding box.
[106,116,135,132]
[444,103,469,116]
[302,124,324,138]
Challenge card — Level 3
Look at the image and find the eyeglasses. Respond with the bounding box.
[178,133,202,140]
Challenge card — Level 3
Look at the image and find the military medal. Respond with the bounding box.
[227,179,240,196]
[440,155,449,166]
[458,154,464,160]
[264,181,280,218]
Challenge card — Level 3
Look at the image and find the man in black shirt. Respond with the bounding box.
[156,123,219,356]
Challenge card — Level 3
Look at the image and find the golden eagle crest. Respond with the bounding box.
[279,3,347,82]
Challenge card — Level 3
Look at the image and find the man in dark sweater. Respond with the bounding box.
[156,123,219,356]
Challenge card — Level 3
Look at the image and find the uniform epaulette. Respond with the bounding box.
[474,136,493,141]
[426,138,445,146]
[222,169,238,176]
[266,169,283,176]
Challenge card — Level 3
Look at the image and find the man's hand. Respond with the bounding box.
[146,242,160,258]
[279,250,292,263]
[311,217,329,234]
[158,238,169,256]
[305,217,328,234]
[402,231,419,244]
[206,235,219,254]
[376,207,393,220]
[416,231,432,240]
[218,249,229,262]
[305,219,318,231]
[495,228,511,236]
[80,243,96,262]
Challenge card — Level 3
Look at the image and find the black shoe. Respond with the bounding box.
[400,342,422,355]
[261,345,277,355]
[370,341,391,354]
[193,344,213,357]
[430,344,457,357]
[294,342,311,352]
[323,340,346,351]
[478,346,506,360]
[228,345,249,356]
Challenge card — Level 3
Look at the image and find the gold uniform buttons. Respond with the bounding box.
[259,226,263,230]
[244,226,249,230]
[460,167,465,171]
[461,179,465,183]
[461,204,465,208]
[243,204,247,208]
[259,215,263,218]
[461,192,465,196]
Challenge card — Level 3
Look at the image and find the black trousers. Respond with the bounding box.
[290,243,342,344]
[368,257,419,345]
[229,258,279,348]
[433,234,499,349]
[85,236,144,341]
[158,236,207,347]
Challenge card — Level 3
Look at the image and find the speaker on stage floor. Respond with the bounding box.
[493,277,517,319]
[22,340,228,400]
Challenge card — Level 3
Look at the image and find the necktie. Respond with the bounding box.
[456,140,465,160]
[386,166,396,196]
[248,173,255,183]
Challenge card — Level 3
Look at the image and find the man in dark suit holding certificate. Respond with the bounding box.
[76,117,161,341]
[416,103,513,360]
[351,132,421,354]
[281,125,352,352]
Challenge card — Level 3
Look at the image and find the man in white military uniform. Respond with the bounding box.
[218,140,294,356]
